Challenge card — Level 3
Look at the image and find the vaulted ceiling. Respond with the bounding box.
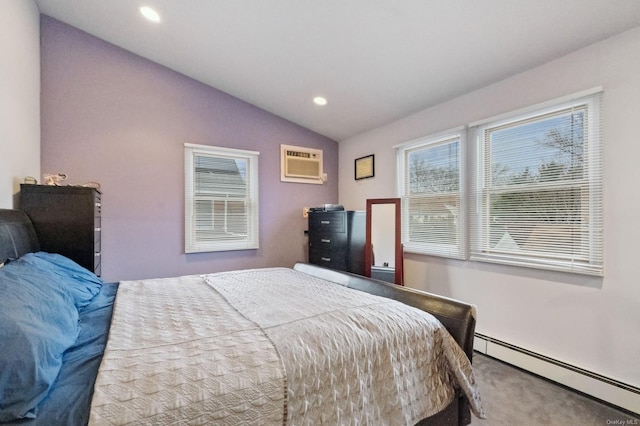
[34,0,640,141]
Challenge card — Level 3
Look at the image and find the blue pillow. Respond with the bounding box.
[0,257,81,421]
[21,252,103,310]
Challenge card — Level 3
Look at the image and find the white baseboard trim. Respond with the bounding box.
[474,333,640,415]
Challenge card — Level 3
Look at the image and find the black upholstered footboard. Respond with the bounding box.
[293,262,476,426]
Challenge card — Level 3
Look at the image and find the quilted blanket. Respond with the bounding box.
[89,268,483,425]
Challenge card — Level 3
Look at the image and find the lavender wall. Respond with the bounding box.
[40,16,338,282]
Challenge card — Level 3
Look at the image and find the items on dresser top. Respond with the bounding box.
[308,203,344,212]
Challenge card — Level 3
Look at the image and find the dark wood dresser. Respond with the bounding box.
[19,184,102,276]
[308,210,365,275]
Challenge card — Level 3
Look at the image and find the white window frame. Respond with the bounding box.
[396,127,467,260]
[184,143,259,253]
[469,88,603,276]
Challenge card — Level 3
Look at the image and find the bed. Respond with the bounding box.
[0,208,484,425]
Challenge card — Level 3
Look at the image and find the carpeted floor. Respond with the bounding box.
[470,353,640,426]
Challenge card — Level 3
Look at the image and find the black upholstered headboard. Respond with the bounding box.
[0,209,40,264]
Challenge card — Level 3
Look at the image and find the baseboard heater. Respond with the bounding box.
[474,333,640,415]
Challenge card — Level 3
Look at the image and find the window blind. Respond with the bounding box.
[185,144,259,253]
[396,129,466,259]
[469,90,603,275]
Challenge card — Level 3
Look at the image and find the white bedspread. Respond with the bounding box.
[89,268,483,425]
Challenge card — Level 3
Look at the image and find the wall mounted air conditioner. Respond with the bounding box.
[280,144,324,184]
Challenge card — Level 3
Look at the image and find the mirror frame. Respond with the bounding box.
[364,198,403,285]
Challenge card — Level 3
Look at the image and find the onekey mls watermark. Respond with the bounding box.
[606,419,639,425]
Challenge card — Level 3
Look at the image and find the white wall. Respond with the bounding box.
[0,0,40,208]
[340,26,640,390]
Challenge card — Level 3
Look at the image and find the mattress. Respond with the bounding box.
[90,268,483,425]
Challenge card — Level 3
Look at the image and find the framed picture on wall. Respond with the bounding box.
[355,154,375,180]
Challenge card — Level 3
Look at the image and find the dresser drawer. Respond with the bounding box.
[309,248,347,271]
[308,232,347,250]
[94,196,102,215]
[308,211,345,233]
[94,252,101,277]
[94,232,101,252]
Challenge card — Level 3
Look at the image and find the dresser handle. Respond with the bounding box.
[94,227,101,232]
[321,257,331,262]
[321,238,331,243]
[95,252,101,257]
[320,220,330,224]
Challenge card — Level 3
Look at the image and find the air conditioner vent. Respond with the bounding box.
[281,144,324,184]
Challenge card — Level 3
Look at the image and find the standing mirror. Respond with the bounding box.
[364,198,403,285]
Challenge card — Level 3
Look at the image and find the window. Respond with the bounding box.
[470,90,603,275]
[185,144,259,253]
[396,128,466,259]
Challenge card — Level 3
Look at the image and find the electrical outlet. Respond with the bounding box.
[302,207,310,218]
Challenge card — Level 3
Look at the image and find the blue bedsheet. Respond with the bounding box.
[3,282,118,425]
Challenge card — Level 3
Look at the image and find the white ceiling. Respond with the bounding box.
[34,0,640,141]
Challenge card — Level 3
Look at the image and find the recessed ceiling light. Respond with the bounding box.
[313,96,328,106]
[140,6,161,23]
